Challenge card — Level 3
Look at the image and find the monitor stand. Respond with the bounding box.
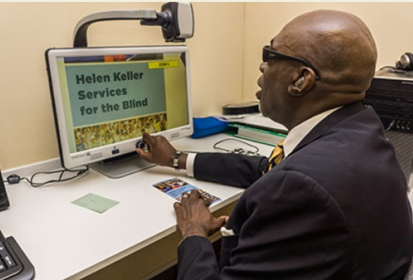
[90,152,155,179]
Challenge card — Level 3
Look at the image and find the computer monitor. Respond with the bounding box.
[45,45,193,178]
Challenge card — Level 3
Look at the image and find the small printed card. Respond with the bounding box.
[153,177,221,205]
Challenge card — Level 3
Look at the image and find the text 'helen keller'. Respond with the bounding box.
[75,71,148,116]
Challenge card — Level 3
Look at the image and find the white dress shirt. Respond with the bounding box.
[185,107,341,177]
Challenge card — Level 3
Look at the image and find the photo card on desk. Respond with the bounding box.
[153,177,221,205]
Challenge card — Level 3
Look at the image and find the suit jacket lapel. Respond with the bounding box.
[290,102,366,156]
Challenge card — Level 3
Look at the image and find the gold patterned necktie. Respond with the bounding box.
[268,139,285,171]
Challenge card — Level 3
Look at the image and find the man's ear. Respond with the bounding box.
[288,68,315,96]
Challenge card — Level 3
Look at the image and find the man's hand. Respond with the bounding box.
[174,190,228,239]
[136,132,180,168]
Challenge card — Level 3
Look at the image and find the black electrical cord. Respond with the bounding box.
[5,165,89,187]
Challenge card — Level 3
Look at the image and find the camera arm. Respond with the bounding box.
[73,10,158,48]
[73,2,194,48]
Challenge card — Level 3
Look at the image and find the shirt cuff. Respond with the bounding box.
[220,227,235,237]
[186,153,197,178]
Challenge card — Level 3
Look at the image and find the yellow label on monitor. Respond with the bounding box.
[148,60,179,69]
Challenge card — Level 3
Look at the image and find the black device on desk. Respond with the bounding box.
[0,170,10,211]
[0,231,35,280]
[364,68,413,133]
[0,170,35,279]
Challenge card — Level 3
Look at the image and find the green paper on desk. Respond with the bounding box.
[72,193,119,213]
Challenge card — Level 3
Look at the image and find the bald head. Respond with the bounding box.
[257,10,378,128]
[275,10,377,95]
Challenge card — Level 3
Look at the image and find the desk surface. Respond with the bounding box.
[0,134,273,280]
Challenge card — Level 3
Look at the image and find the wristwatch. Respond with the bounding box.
[173,151,182,169]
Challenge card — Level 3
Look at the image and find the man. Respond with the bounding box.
[137,10,413,279]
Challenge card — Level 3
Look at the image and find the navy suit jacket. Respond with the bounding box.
[177,102,413,280]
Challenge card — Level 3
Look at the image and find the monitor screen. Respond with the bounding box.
[46,45,192,178]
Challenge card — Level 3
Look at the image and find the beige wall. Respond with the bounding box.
[0,2,245,169]
[243,2,413,102]
[1,2,412,169]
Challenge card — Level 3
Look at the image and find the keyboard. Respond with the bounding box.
[0,231,34,280]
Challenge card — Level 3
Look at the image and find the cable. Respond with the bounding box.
[385,120,396,132]
[213,138,261,156]
[5,165,89,188]
[379,65,411,75]
[379,66,396,71]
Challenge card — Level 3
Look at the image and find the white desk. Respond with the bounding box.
[0,134,273,280]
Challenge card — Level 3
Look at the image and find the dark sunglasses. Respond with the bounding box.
[263,46,320,80]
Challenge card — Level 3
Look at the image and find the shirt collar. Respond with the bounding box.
[283,107,342,158]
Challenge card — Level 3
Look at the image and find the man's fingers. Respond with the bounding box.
[142,132,151,143]
[218,215,229,225]
[142,133,155,149]
[190,189,201,199]
[204,197,212,207]
[173,202,181,211]
[181,192,190,201]
[136,148,152,162]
